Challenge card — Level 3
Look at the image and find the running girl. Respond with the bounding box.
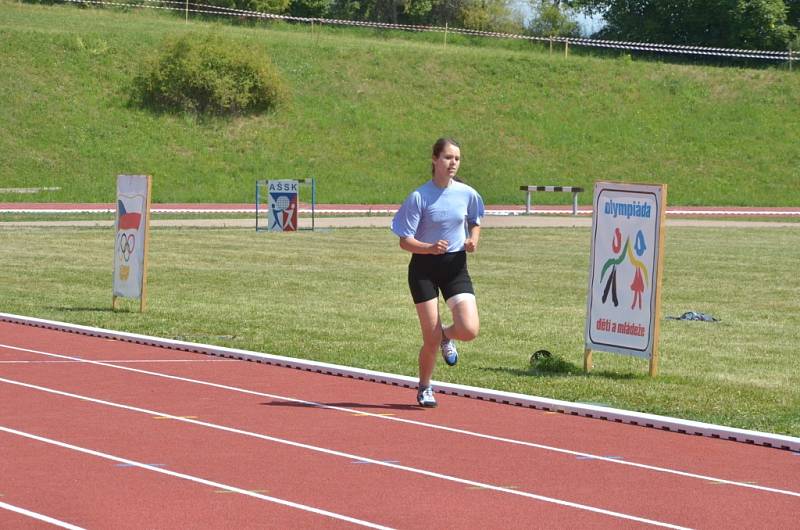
[391,138,485,407]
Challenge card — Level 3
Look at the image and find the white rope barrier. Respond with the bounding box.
[57,0,800,62]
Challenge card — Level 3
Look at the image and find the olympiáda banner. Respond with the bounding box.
[585,181,667,366]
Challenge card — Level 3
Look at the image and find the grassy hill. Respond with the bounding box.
[1,1,799,207]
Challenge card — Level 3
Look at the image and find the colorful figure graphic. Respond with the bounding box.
[269,192,298,231]
[627,229,649,310]
[599,228,650,310]
[630,268,644,309]
[600,228,624,307]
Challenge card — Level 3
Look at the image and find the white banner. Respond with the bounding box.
[585,182,666,359]
[113,175,151,300]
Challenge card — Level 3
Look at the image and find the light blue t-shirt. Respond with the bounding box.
[391,180,485,253]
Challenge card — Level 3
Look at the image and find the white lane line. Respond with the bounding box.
[0,377,689,529]
[0,425,392,530]
[0,500,85,530]
[0,359,236,364]
[1,342,797,499]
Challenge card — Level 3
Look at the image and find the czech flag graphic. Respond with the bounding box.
[117,200,142,231]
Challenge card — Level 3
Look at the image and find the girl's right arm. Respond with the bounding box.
[399,237,448,255]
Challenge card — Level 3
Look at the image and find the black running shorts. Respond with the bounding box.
[407,251,474,304]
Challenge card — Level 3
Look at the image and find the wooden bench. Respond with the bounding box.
[520,185,584,215]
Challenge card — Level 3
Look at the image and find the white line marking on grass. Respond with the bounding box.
[0,500,85,530]
[0,187,61,194]
[0,377,689,529]
[0,425,393,530]
[1,342,797,499]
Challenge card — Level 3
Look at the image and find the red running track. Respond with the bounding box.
[1,321,798,529]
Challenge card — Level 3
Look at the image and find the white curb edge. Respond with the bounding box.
[2,312,798,452]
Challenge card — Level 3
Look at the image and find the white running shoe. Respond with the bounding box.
[416,386,437,408]
[441,338,458,366]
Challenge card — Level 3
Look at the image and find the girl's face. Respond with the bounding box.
[432,144,461,180]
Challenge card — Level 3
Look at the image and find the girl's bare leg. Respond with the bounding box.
[414,298,442,386]
[442,297,479,342]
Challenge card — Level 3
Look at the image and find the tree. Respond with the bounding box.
[403,0,436,22]
[205,0,292,15]
[527,0,580,37]
[459,0,525,32]
[569,0,797,50]
[289,0,331,17]
[329,0,434,23]
[788,0,800,25]
[731,0,795,49]
[429,0,465,25]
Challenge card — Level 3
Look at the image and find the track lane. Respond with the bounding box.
[0,428,375,529]
[1,322,799,528]
[0,381,654,529]
[2,325,797,493]
[2,371,797,529]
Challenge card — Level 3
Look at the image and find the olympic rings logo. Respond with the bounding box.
[118,232,136,262]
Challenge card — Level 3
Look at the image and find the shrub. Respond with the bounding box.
[132,33,287,115]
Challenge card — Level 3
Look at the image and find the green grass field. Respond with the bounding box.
[1,1,799,207]
[1,224,798,436]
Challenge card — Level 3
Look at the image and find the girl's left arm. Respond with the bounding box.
[465,224,480,252]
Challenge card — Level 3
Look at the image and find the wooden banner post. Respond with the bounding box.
[112,175,152,313]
